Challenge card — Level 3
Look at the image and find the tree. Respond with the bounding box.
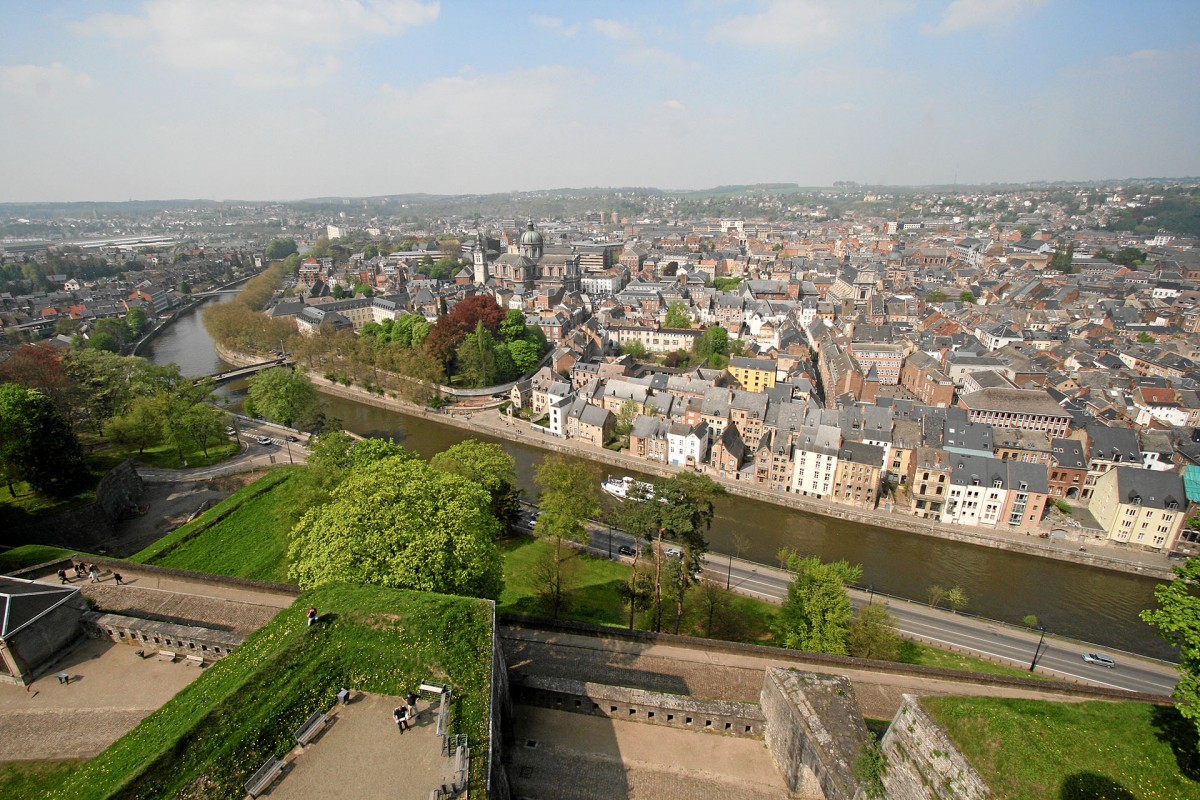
[288,456,503,599]
[431,440,521,530]
[246,367,321,428]
[614,400,640,437]
[508,339,541,375]
[620,339,648,360]
[664,301,693,329]
[774,550,862,654]
[0,383,90,498]
[1137,332,1156,343]
[1142,557,1200,739]
[959,291,977,304]
[105,396,163,455]
[125,307,148,339]
[694,325,730,368]
[87,331,120,352]
[63,349,152,434]
[499,308,527,343]
[927,584,948,609]
[179,402,227,459]
[456,322,499,388]
[946,586,969,613]
[654,473,725,633]
[265,238,299,260]
[847,604,901,661]
[533,456,600,620]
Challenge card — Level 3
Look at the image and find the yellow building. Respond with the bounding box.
[1089,467,1185,552]
[728,356,777,393]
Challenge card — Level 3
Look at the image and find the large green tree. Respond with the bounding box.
[265,238,299,260]
[847,604,901,661]
[532,456,601,619]
[0,383,90,498]
[288,456,503,599]
[1142,557,1200,738]
[774,550,862,655]
[654,473,725,632]
[664,301,693,329]
[432,440,521,529]
[246,366,321,429]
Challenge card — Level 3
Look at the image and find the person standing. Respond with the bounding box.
[393,706,408,733]
[406,691,419,720]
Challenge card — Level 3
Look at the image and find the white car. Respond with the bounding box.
[1081,653,1115,668]
[255,435,273,445]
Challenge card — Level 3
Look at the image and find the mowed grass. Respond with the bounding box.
[130,468,299,581]
[0,760,84,799]
[499,536,629,626]
[44,584,493,800]
[897,640,1058,681]
[0,544,80,574]
[922,696,1200,800]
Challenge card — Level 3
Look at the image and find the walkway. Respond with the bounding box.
[269,692,458,800]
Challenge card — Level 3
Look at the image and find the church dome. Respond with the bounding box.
[519,221,543,247]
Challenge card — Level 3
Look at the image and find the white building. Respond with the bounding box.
[790,424,841,498]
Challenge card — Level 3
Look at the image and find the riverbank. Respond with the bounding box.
[214,344,1173,581]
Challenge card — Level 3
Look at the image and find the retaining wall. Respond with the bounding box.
[84,610,243,662]
[511,674,765,738]
[871,695,990,800]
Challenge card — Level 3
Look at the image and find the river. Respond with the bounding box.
[142,297,1173,659]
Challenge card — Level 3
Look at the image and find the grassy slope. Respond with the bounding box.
[922,696,1200,800]
[46,584,492,800]
[0,760,83,798]
[0,544,80,573]
[129,468,294,573]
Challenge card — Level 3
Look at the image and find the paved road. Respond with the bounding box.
[138,417,309,482]
[519,509,1179,697]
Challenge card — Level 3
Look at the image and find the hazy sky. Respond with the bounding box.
[2,1,1198,202]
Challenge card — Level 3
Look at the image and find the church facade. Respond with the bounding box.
[476,221,581,294]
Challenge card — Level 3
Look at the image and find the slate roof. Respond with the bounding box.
[0,577,80,639]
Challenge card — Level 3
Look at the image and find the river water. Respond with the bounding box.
[141,298,1173,659]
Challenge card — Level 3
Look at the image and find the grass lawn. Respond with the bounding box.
[500,536,629,626]
[0,482,96,530]
[0,760,84,799]
[130,468,298,581]
[44,584,494,800]
[922,696,1200,800]
[897,640,1057,681]
[0,544,80,574]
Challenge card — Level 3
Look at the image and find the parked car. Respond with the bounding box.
[224,427,237,436]
[255,435,272,445]
[665,548,682,558]
[285,435,299,443]
[617,545,635,557]
[1081,653,1115,668]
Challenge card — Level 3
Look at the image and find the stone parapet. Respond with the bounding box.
[83,610,243,661]
[872,695,990,800]
[760,668,868,800]
[511,674,765,738]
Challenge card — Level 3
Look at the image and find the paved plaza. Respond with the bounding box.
[268,692,463,800]
[0,637,201,760]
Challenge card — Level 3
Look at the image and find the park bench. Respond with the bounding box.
[453,743,469,791]
[245,756,284,798]
[294,710,329,747]
[157,650,177,663]
[185,654,205,668]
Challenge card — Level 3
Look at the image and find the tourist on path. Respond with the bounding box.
[88,565,100,583]
[393,706,409,733]
[406,691,419,720]
[113,572,124,585]
[57,569,68,584]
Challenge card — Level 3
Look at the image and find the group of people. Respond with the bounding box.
[57,563,122,586]
[392,692,421,734]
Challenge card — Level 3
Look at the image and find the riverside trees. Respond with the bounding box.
[1142,557,1200,739]
[531,456,600,619]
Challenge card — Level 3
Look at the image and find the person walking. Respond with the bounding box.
[405,691,419,721]
[57,569,68,585]
[112,572,124,586]
[88,565,100,583]
[393,706,409,733]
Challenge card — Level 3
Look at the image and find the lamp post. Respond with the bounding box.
[867,583,875,606]
[726,550,734,590]
[1029,625,1047,671]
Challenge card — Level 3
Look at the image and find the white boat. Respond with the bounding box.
[601,476,656,501]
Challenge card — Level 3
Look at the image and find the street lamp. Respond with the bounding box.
[726,550,734,590]
[868,583,875,606]
[1029,625,1047,672]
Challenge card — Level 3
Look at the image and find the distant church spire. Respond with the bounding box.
[473,228,488,285]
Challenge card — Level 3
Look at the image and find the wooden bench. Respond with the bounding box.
[157,650,177,663]
[454,743,469,784]
[185,654,205,668]
[294,711,329,747]
[245,756,284,798]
